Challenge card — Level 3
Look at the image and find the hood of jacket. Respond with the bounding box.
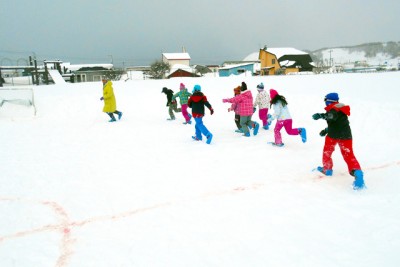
[325,102,350,116]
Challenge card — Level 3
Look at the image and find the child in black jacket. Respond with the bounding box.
[162,87,181,120]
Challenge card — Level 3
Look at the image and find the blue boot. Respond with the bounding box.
[299,128,307,143]
[206,133,213,144]
[109,117,116,122]
[353,170,365,190]
[253,122,260,136]
[243,132,250,137]
[118,112,123,120]
[317,166,333,176]
[267,114,272,126]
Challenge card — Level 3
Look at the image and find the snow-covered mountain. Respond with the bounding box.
[310,42,400,68]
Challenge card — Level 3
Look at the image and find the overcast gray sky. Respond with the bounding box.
[1,0,399,66]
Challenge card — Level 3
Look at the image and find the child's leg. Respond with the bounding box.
[235,114,241,129]
[338,139,361,173]
[282,119,300,135]
[240,116,250,134]
[172,102,181,113]
[194,117,211,138]
[168,105,175,119]
[322,136,337,170]
[181,104,190,122]
[259,108,268,126]
[274,120,284,144]
[107,112,116,121]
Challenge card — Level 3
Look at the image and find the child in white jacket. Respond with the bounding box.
[253,82,270,129]
[267,89,306,147]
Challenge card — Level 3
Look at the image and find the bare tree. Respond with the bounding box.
[148,61,170,79]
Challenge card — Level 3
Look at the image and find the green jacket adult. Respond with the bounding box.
[102,80,117,113]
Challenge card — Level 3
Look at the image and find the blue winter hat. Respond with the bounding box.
[257,83,264,90]
[193,84,201,93]
[324,92,339,102]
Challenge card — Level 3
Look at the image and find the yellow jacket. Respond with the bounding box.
[102,81,117,112]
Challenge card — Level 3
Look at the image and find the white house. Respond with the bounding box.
[162,53,191,67]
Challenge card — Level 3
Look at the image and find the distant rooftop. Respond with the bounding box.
[162,53,191,60]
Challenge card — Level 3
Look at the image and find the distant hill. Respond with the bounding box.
[309,41,400,68]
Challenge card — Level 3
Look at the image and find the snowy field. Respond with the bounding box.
[0,72,399,267]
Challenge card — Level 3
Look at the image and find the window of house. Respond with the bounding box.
[272,59,276,64]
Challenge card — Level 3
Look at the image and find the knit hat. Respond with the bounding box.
[257,83,264,90]
[233,86,241,95]
[241,82,247,91]
[162,87,168,93]
[324,92,339,102]
[179,83,185,90]
[270,89,278,100]
[192,84,201,93]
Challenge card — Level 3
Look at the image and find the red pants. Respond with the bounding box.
[323,136,361,173]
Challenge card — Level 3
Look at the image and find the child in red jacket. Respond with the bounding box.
[312,92,365,190]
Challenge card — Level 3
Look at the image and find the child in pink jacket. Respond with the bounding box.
[223,82,260,137]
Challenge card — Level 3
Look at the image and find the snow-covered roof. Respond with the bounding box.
[243,47,308,61]
[219,62,254,70]
[61,63,113,71]
[279,60,296,67]
[169,64,194,74]
[162,53,191,60]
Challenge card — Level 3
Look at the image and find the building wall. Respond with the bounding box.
[284,68,299,74]
[218,64,254,77]
[168,69,197,78]
[259,50,280,75]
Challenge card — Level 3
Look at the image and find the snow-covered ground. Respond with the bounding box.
[1,72,399,267]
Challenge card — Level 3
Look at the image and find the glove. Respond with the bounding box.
[253,107,256,113]
[222,99,228,103]
[210,108,214,115]
[100,97,104,101]
[319,128,328,137]
[312,113,326,120]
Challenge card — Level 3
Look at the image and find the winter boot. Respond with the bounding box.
[267,114,272,126]
[118,112,123,120]
[317,166,333,176]
[253,122,260,136]
[235,129,243,133]
[206,133,213,144]
[109,117,117,122]
[263,125,269,130]
[192,136,202,141]
[269,142,284,147]
[352,170,365,190]
[243,132,250,137]
[299,128,307,143]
